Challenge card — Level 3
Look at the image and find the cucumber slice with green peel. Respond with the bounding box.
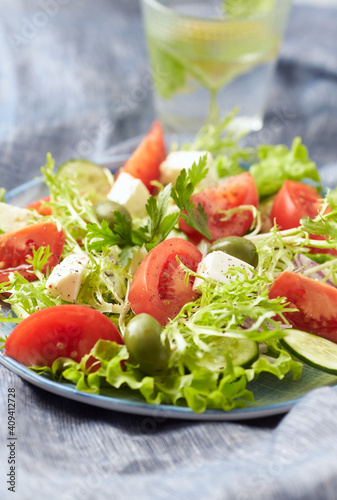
[225,338,259,368]
[281,329,337,375]
[57,159,114,203]
[187,337,259,371]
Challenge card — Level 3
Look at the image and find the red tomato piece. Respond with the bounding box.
[128,238,202,326]
[26,196,52,216]
[0,220,65,283]
[269,271,337,343]
[118,121,166,193]
[179,172,259,244]
[271,180,337,256]
[270,180,323,230]
[4,305,124,367]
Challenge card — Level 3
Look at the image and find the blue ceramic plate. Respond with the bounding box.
[1,152,337,421]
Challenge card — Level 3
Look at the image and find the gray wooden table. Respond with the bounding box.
[1,2,337,499]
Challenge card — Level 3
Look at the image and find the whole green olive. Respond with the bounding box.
[207,236,258,268]
[124,313,171,375]
[94,200,131,231]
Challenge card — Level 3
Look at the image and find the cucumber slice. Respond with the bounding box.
[188,337,259,371]
[225,338,259,368]
[281,328,337,375]
[57,159,114,203]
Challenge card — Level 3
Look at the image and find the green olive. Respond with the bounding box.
[94,200,131,231]
[207,236,258,268]
[124,313,171,375]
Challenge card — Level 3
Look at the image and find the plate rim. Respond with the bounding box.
[0,351,298,421]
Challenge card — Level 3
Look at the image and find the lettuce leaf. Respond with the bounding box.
[29,335,301,414]
[28,270,303,413]
[249,137,320,199]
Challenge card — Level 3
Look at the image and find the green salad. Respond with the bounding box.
[1,113,337,413]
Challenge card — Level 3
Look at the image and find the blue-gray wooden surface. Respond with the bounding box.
[1,2,337,499]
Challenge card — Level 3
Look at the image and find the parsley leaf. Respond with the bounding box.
[87,218,133,251]
[86,185,181,254]
[111,212,134,245]
[145,184,180,248]
[171,156,212,240]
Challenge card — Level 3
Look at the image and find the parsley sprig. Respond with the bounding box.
[171,155,212,240]
[146,184,179,245]
[86,157,212,256]
[86,184,180,254]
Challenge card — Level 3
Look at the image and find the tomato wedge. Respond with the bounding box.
[128,238,202,326]
[270,180,323,230]
[26,196,52,216]
[4,305,124,366]
[179,172,259,244]
[118,121,166,193]
[271,180,337,256]
[0,220,65,283]
[269,271,337,343]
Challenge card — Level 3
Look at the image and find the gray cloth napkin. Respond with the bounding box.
[1,2,337,499]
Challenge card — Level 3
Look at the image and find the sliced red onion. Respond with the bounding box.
[292,253,337,288]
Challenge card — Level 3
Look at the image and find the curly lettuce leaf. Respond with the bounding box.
[249,137,320,199]
[30,333,301,414]
[27,267,303,413]
[41,153,98,254]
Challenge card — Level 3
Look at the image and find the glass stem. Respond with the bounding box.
[207,89,220,125]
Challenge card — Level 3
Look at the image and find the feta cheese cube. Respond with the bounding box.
[159,151,216,187]
[193,251,254,290]
[46,254,90,303]
[107,172,150,218]
[0,202,36,233]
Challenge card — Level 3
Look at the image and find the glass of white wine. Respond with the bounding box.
[141,0,292,134]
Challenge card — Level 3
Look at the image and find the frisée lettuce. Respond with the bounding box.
[1,113,337,413]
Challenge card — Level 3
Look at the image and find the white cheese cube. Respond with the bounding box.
[159,151,216,187]
[107,172,150,218]
[193,251,254,290]
[0,202,36,233]
[46,254,90,303]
